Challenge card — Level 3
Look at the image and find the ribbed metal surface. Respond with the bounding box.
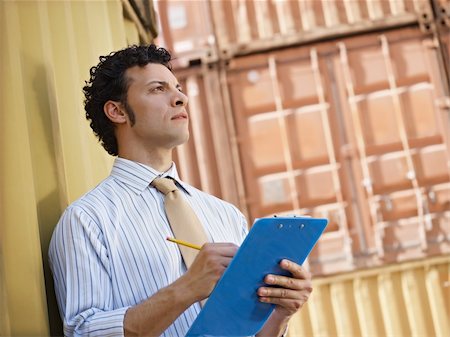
[171,65,250,214]
[224,27,450,275]
[0,0,139,335]
[287,256,450,337]
[155,0,438,64]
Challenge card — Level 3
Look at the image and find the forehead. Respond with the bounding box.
[125,63,178,86]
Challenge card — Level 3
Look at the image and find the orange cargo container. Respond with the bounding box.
[161,0,450,274]
[223,27,449,274]
[154,0,216,68]
[173,65,245,211]
[155,0,436,63]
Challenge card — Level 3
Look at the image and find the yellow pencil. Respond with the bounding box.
[166,237,202,250]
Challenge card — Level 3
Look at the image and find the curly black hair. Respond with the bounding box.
[83,44,172,156]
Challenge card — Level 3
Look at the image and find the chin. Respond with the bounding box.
[172,133,190,147]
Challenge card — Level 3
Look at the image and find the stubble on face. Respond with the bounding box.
[122,63,190,150]
[122,98,136,126]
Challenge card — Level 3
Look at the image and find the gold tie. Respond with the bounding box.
[151,177,208,269]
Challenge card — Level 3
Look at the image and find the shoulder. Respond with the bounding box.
[66,176,124,216]
[53,177,119,236]
[49,179,116,257]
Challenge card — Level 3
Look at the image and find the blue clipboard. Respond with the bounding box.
[186,216,328,337]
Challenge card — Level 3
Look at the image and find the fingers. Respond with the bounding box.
[183,243,239,300]
[199,243,238,266]
[257,281,312,315]
[279,259,311,280]
[258,286,310,300]
[257,260,313,316]
[259,294,311,311]
[201,242,239,257]
[260,260,311,289]
[260,275,312,293]
[193,242,239,271]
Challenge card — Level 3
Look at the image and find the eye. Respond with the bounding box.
[151,86,165,93]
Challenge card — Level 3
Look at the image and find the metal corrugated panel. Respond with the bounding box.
[154,0,217,68]
[154,0,437,64]
[225,27,450,274]
[287,256,450,337]
[173,65,246,211]
[0,0,148,335]
[211,0,431,55]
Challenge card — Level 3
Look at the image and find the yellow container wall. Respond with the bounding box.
[0,0,132,335]
[288,256,450,337]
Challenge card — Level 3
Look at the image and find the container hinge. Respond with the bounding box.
[418,7,436,33]
[436,3,450,29]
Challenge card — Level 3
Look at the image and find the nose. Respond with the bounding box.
[172,90,188,107]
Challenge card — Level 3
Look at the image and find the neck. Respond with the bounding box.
[118,147,173,172]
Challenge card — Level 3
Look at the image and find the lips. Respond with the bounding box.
[171,112,188,120]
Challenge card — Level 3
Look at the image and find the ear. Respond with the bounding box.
[104,100,127,124]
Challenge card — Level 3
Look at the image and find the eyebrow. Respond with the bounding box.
[145,80,182,89]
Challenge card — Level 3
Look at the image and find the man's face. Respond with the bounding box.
[122,63,189,150]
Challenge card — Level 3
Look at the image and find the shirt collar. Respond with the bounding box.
[111,157,188,195]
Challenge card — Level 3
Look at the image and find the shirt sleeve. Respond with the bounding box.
[49,206,130,337]
[239,212,249,243]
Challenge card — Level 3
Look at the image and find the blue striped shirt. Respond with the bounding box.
[49,158,248,337]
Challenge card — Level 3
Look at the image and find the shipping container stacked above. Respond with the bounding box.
[152,0,450,275]
[155,0,450,62]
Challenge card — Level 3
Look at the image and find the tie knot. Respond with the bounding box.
[151,177,178,195]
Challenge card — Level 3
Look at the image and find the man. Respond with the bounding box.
[49,44,313,337]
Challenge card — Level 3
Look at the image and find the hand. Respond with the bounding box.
[181,243,238,301]
[257,259,313,318]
